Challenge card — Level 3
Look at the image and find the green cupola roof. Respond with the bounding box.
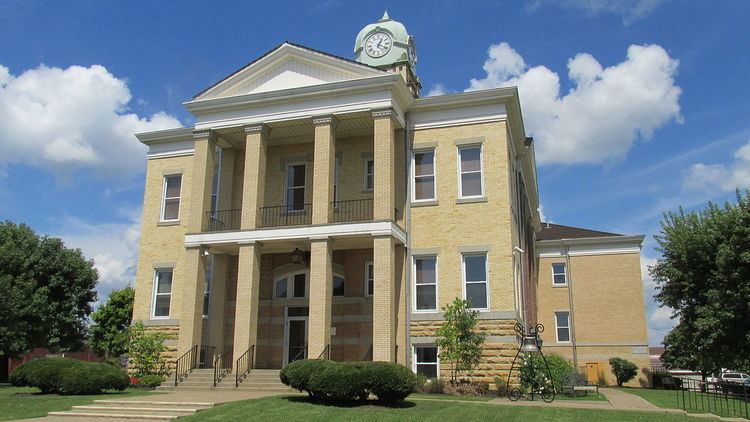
[354,12,415,69]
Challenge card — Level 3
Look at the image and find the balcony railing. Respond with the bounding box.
[331,198,373,223]
[206,209,241,232]
[260,203,312,228]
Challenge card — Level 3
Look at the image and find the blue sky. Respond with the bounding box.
[1,0,749,345]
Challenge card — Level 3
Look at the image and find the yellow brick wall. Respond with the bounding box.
[536,252,650,386]
[410,121,516,312]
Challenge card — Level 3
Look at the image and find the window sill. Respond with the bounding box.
[552,284,569,288]
[157,220,180,227]
[456,196,487,204]
[411,199,439,207]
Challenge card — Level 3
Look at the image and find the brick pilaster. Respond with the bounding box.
[373,235,396,361]
[373,109,395,221]
[232,242,262,360]
[241,124,268,229]
[307,238,333,358]
[312,116,336,225]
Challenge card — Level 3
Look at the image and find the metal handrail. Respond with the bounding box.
[235,345,255,387]
[361,345,373,361]
[331,198,374,223]
[205,209,241,232]
[259,203,312,227]
[213,350,232,387]
[290,346,307,363]
[174,345,197,386]
[198,345,216,368]
[317,344,330,360]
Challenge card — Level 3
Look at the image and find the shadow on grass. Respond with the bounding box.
[282,395,417,408]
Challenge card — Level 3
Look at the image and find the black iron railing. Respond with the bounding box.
[235,345,255,387]
[361,345,373,361]
[259,204,312,228]
[331,199,373,223]
[206,209,241,232]
[289,346,307,364]
[317,344,330,360]
[174,345,198,386]
[675,376,749,419]
[213,350,232,387]
[198,345,215,369]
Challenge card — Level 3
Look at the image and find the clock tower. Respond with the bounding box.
[355,12,421,97]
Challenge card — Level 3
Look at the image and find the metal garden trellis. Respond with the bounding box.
[506,322,556,403]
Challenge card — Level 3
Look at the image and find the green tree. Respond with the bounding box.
[0,221,98,359]
[435,298,486,383]
[609,357,638,386]
[650,191,750,376]
[128,322,171,377]
[90,286,135,359]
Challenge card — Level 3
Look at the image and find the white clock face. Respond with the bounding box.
[365,32,392,58]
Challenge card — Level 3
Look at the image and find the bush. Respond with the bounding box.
[444,379,489,396]
[59,362,129,395]
[494,376,507,396]
[415,373,428,392]
[280,360,417,404]
[128,322,171,377]
[520,353,573,393]
[609,357,638,386]
[133,374,166,389]
[421,378,444,394]
[10,358,82,394]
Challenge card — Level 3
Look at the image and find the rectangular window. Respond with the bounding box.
[364,159,374,191]
[462,253,488,310]
[414,256,437,311]
[286,164,306,211]
[275,278,288,299]
[458,146,483,198]
[555,311,571,343]
[414,346,439,378]
[274,272,308,299]
[152,269,173,318]
[552,263,567,286]
[293,273,306,298]
[412,151,436,201]
[333,275,345,297]
[210,149,222,214]
[203,256,213,318]
[365,262,374,296]
[161,174,182,221]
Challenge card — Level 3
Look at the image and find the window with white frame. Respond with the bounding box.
[333,275,345,297]
[203,256,213,318]
[414,345,439,378]
[555,311,571,342]
[462,253,488,310]
[285,164,306,211]
[458,145,483,198]
[210,149,222,214]
[552,263,567,286]
[161,174,182,221]
[333,158,339,205]
[412,150,436,201]
[152,269,173,318]
[274,272,308,299]
[414,256,437,311]
[365,262,374,296]
[364,158,374,191]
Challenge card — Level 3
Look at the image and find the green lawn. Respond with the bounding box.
[411,391,606,402]
[619,388,749,419]
[0,386,155,421]
[183,395,693,421]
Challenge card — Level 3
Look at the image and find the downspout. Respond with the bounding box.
[404,115,412,368]
[563,243,578,370]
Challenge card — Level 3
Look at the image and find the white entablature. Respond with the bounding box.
[193,42,386,101]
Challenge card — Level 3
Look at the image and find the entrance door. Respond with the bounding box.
[283,307,308,366]
[586,362,600,384]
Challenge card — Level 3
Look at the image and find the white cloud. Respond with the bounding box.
[641,254,657,289]
[52,209,141,305]
[528,0,663,25]
[538,204,553,223]
[426,83,449,97]
[0,64,180,176]
[465,42,682,165]
[683,139,750,192]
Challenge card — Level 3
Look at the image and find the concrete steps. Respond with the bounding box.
[157,368,295,392]
[46,399,215,420]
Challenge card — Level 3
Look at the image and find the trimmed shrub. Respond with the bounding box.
[609,357,638,386]
[520,353,573,393]
[364,361,417,404]
[280,360,417,404]
[10,358,82,394]
[133,374,166,389]
[59,362,129,395]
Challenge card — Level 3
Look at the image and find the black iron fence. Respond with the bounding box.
[206,209,241,232]
[198,345,216,369]
[259,204,312,227]
[675,376,749,419]
[331,198,373,223]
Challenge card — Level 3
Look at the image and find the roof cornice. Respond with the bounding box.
[135,127,194,145]
[536,235,646,247]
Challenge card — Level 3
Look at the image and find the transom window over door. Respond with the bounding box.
[152,269,173,318]
[414,256,437,311]
[286,164,306,211]
[413,150,435,201]
[463,253,488,310]
[161,174,182,221]
[274,272,308,299]
[458,146,483,198]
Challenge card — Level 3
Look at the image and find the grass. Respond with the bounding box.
[410,393,494,402]
[0,386,156,421]
[182,395,694,421]
[619,388,749,419]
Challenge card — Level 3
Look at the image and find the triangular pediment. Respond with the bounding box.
[193,43,386,101]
